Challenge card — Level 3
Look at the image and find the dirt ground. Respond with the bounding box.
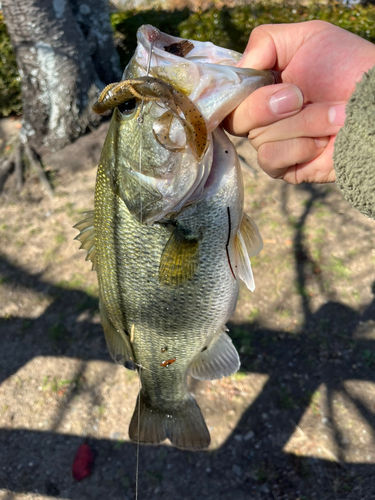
[0,115,375,500]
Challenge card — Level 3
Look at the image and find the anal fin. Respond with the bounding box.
[99,300,135,370]
[188,330,240,381]
[129,394,210,450]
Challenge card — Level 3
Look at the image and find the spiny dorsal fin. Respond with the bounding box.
[187,329,240,380]
[159,226,199,285]
[73,211,97,270]
[234,212,263,292]
[99,300,135,369]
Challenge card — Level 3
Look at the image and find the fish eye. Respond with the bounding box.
[117,98,137,115]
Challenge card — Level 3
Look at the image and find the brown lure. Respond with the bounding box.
[92,76,208,161]
[160,357,177,368]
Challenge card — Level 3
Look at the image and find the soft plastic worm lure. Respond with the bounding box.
[92,76,208,161]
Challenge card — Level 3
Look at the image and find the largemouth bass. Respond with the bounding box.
[75,25,276,450]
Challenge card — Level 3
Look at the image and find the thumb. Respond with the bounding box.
[224,83,304,137]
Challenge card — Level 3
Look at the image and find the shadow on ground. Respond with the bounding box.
[1,183,375,499]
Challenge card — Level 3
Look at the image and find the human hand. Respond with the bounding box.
[225,21,375,183]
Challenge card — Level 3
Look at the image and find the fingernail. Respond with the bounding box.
[269,87,303,115]
[328,104,346,126]
[315,137,329,148]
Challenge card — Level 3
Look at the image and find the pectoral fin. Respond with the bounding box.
[74,211,97,270]
[239,212,263,257]
[188,329,240,380]
[99,300,135,370]
[159,227,199,285]
[234,213,263,292]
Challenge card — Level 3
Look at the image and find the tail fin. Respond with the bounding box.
[128,394,210,450]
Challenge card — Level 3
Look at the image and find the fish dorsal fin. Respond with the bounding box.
[234,213,263,292]
[74,211,97,271]
[99,300,135,370]
[187,329,240,380]
[159,226,199,285]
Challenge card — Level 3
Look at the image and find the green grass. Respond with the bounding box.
[0,404,9,415]
[0,13,21,117]
[48,323,68,342]
[231,325,255,356]
[248,307,260,321]
[119,472,130,488]
[76,294,99,312]
[54,234,67,245]
[255,462,269,483]
[145,469,163,484]
[20,319,31,334]
[230,371,248,381]
[67,274,85,288]
[2,1,375,117]
[278,308,292,319]
[363,349,375,368]
[310,389,321,415]
[43,248,57,264]
[50,378,73,392]
[42,375,80,393]
[278,388,295,410]
[96,404,106,416]
[328,256,351,280]
[114,439,125,450]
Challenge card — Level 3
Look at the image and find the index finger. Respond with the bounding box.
[237,21,331,71]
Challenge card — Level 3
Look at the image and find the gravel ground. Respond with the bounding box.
[0,118,375,500]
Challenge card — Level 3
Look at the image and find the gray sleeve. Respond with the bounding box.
[333,64,375,219]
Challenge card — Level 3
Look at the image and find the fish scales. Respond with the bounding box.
[76,24,276,450]
[96,129,241,395]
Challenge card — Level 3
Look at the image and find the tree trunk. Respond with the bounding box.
[2,0,122,156]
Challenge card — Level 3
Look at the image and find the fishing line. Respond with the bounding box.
[137,41,153,125]
[134,104,143,500]
[134,39,153,500]
[135,365,141,500]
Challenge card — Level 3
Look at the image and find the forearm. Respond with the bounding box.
[334,64,375,219]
